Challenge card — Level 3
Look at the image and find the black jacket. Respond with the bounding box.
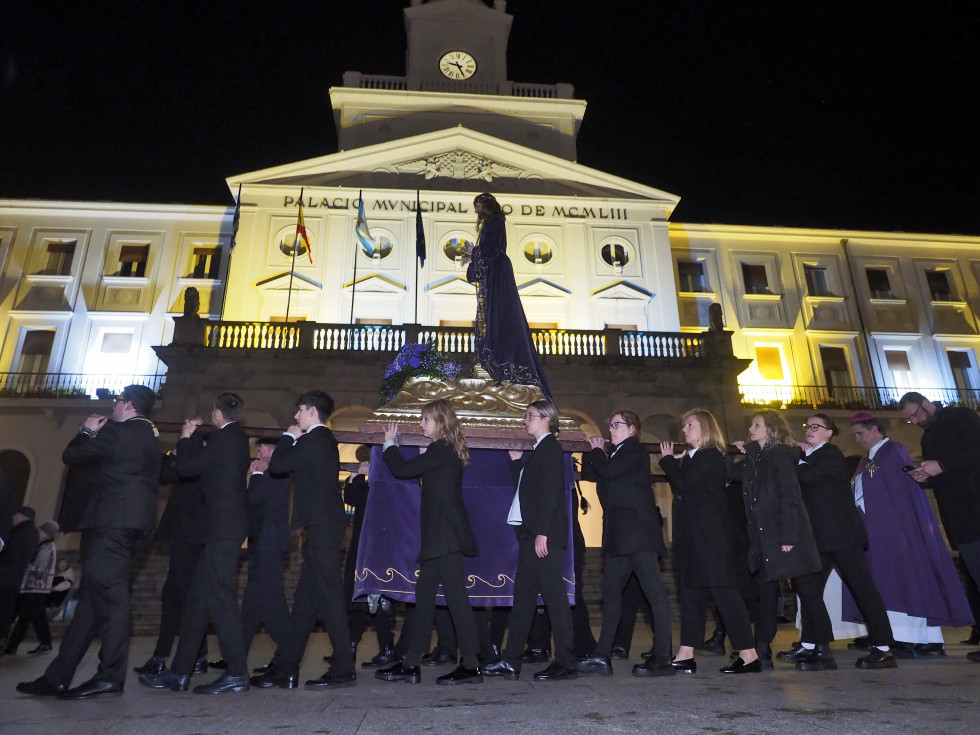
[920,406,980,546]
[246,470,291,552]
[176,422,250,543]
[61,416,161,533]
[156,453,207,544]
[383,439,478,562]
[660,447,737,587]
[268,426,345,536]
[509,433,568,548]
[797,443,868,553]
[0,519,39,591]
[583,436,664,557]
[740,441,821,581]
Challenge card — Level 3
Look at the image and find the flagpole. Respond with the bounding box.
[350,190,362,327]
[414,189,427,325]
[284,187,303,342]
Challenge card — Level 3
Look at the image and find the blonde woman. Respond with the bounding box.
[376,399,482,686]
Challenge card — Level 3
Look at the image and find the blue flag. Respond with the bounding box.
[355,192,377,256]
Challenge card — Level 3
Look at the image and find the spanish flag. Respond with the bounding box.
[295,193,313,264]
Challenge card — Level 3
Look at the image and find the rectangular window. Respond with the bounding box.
[819,346,849,388]
[40,241,76,275]
[17,330,54,373]
[926,270,954,301]
[755,346,784,380]
[884,349,913,391]
[677,261,707,292]
[804,266,833,297]
[190,247,221,279]
[947,350,979,396]
[117,244,149,277]
[866,268,893,299]
[741,263,770,295]
[99,332,133,354]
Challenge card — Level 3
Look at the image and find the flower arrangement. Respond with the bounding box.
[380,342,462,402]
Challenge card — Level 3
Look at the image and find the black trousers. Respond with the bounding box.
[7,593,52,648]
[595,550,672,660]
[753,574,780,651]
[273,522,353,676]
[402,552,479,668]
[795,546,893,646]
[45,528,143,687]
[503,538,576,670]
[241,549,290,653]
[171,539,247,676]
[679,584,753,650]
[612,575,651,653]
[153,540,204,659]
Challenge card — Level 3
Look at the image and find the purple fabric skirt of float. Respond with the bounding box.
[352,445,576,606]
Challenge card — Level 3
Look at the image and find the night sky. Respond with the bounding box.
[2,1,977,235]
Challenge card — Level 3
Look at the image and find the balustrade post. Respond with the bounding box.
[404,323,422,345]
[602,327,622,360]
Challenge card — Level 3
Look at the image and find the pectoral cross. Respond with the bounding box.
[864,459,878,478]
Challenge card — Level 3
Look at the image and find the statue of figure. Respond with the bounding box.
[709,302,724,331]
[183,286,200,318]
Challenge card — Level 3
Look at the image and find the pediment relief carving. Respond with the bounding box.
[392,150,524,182]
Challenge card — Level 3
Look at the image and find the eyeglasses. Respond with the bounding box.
[802,423,830,432]
[902,404,926,424]
[609,421,628,430]
[524,413,544,421]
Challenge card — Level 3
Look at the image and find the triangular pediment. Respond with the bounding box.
[592,281,653,300]
[227,127,679,210]
[427,276,476,295]
[341,273,406,293]
[517,278,570,297]
[255,272,322,291]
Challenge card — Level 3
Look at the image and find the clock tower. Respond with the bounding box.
[331,0,585,160]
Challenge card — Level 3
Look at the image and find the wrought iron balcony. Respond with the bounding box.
[0,372,165,400]
[740,384,980,411]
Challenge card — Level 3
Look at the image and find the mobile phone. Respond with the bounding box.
[901,464,916,473]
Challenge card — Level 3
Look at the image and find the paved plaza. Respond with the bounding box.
[3,626,979,735]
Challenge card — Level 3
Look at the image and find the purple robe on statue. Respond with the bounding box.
[466,212,553,400]
[843,439,972,628]
[352,446,575,606]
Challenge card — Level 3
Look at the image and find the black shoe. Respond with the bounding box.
[421,648,455,666]
[27,643,52,655]
[575,653,613,675]
[532,661,577,681]
[193,673,249,694]
[483,658,521,681]
[436,664,483,685]
[960,627,980,646]
[890,642,917,659]
[795,644,837,671]
[16,675,66,697]
[610,645,629,660]
[520,646,551,663]
[756,645,774,670]
[846,636,872,651]
[640,647,656,661]
[632,656,676,678]
[479,643,502,665]
[966,650,980,663]
[720,656,763,674]
[252,659,275,674]
[208,658,228,669]
[776,642,811,663]
[375,662,421,684]
[914,643,946,656]
[856,647,898,669]
[137,669,191,692]
[58,677,124,699]
[133,655,166,675]
[702,630,726,656]
[192,657,208,675]
[670,657,696,674]
[361,644,398,668]
[305,670,357,689]
[250,668,299,689]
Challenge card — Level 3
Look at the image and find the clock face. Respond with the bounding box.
[439,50,477,80]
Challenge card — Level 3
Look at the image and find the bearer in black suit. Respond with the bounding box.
[250,390,356,690]
[138,392,252,694]
[485,400,577,681]
[18,384,161,699]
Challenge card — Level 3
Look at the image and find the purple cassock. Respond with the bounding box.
[844,438,973,628]
[352,445,576,607]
